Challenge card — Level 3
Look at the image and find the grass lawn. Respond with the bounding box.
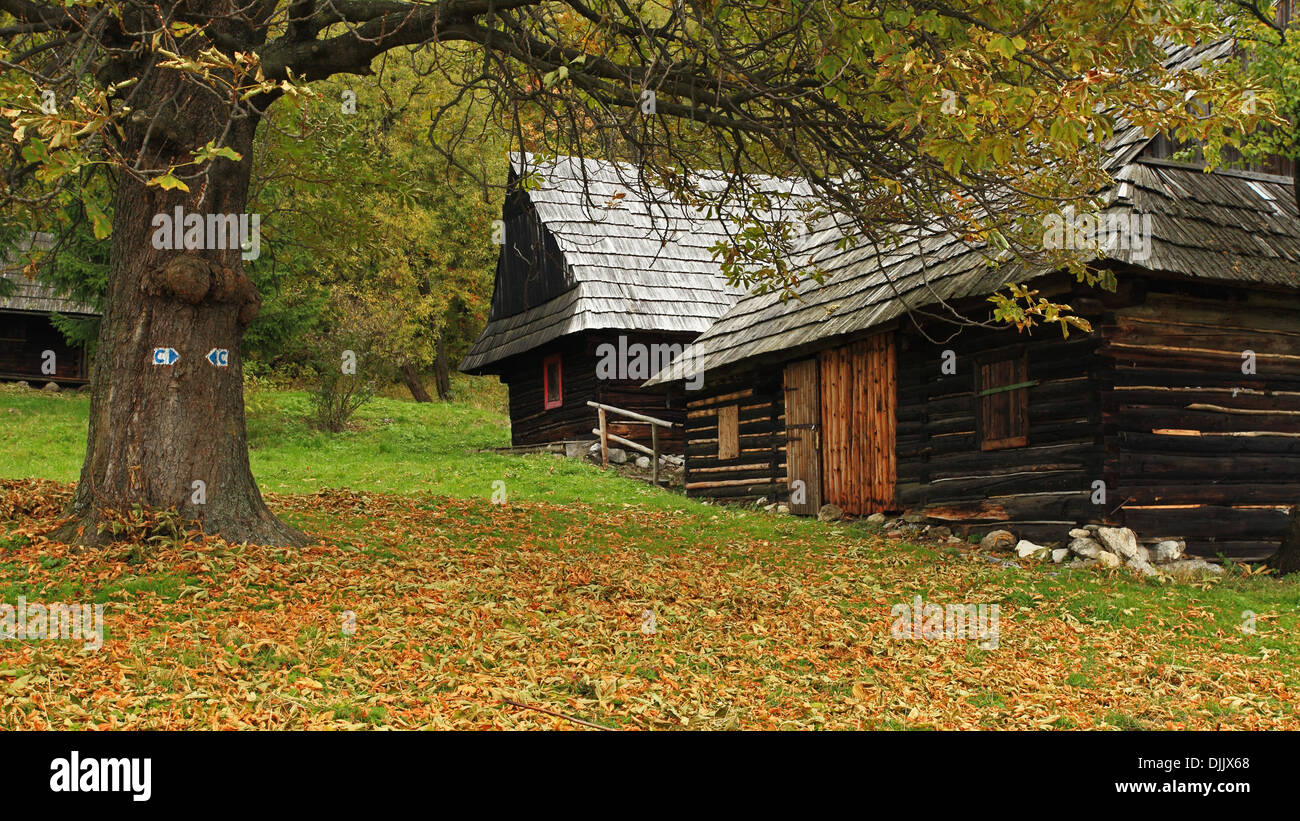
[1,381,1299,729]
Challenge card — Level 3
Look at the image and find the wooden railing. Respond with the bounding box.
[586,400,674,484]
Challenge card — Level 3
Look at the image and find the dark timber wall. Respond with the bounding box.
[676,275,1298,560]
[0,312,89,384]
[501,331,694,450]
[895,318,1107,543]
[682,374,786,502]
[1101,279,1300,561]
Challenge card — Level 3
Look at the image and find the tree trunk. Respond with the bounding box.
[402,363,433,403]
[434,334,453,401]
[1267,507,1300,576]
[57,69,304,547]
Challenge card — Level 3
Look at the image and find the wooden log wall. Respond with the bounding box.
[818,334,897,515]
[0,312,89,384]
[895,320,1106,543]
[1101,282,1300,561]
[683,376,786,502]
[503,331,693,450]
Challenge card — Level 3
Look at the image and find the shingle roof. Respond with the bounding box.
[645,156,1300,386]
[0,233,99,317]
[459,153,810,372]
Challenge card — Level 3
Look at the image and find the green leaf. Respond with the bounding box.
[194,140,243,164]
[149,172,190,192]
[989,35,1018,59]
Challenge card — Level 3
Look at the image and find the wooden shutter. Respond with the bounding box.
[977,351,1029,450]
[717,404,739,460]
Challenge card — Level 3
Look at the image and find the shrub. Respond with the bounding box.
[303,287,406,432]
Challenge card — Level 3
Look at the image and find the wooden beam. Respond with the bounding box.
[598,408,608,468]
[591,428,656,458]
[586,400,673,428]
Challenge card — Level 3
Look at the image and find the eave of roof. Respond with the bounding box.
[459,153,811,373]
[645,157,1300,386]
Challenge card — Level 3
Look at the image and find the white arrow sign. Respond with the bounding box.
[152,347,179,366]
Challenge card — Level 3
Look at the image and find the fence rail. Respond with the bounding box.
[586,400,674,484]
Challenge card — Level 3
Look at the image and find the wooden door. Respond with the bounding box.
[818,334,896,514]
[783,358,823,515]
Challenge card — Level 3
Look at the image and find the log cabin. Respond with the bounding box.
[647,118,1300,561]
[460,153,805,451]
[0,235,98,386]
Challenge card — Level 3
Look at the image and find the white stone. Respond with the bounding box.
[564,441,591,459]
[1096,551,1121,568]
[1069,528,1092,539]
[1096,527,1140,561]
[1015,540,1050,561]
[1051,548,1069,563]
[1069,537,1105,559]
[1152,540,1185,563]
[1162,558,1224,579]
[817,504,844,522]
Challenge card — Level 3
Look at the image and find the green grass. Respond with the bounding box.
[0,385,92,480]
[4,378,1300,729]
[0,380,694,510]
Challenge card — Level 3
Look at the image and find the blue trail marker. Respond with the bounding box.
[206,348,229,367]
[152,347,179,366]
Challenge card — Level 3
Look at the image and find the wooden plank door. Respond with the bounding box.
[863,332,898,512]
[818,334,897,515]
[783,358,823,515]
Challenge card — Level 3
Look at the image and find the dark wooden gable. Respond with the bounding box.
[488,171,572,322]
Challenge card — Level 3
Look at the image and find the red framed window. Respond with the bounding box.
[542,354,563,410]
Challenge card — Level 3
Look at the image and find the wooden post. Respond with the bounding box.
[598,407,608,468]
[651,424,660,485]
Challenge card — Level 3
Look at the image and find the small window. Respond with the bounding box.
[976,351,1029,450]
[542,354,562,410]
[717,404,739,460]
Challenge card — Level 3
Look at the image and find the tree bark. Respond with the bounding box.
[402,363,433,403]
[56,69,304,547]
[434,334,452,401]
[1267,507,1300,575]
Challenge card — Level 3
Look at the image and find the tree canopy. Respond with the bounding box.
[0,0,1277,544]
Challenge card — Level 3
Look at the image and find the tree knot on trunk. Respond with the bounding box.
[144,256,212,303]
[142,257,261,324]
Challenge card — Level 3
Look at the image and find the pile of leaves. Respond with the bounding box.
[0,479,72,521]
[0,482,1296,730]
